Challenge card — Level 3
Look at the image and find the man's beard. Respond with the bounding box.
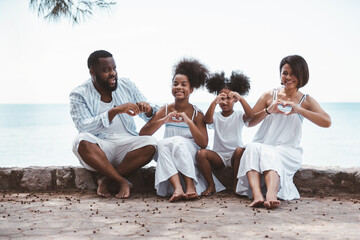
[95,74,118,92]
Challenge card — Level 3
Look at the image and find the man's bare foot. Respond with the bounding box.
[97,177,110,197]
[250,193,265,207]
[169,188,186,202]
[115,182,130,199]
[264,193,280,209]
[201,184,215,196]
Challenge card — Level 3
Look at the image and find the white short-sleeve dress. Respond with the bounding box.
[236,89,307,200]
[155,105,226,197]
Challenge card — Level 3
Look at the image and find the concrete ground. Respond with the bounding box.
[1,191,359,240]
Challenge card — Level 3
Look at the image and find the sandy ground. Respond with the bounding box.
[0,191,359,239]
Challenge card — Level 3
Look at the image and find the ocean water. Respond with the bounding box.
[0,103,359,168]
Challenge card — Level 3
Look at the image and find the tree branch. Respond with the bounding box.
[29,0,116,24]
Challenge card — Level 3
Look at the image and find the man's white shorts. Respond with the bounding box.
[72,133,157,171]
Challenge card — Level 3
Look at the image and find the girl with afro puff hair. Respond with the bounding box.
[196,71,254,196]
[140,58,226,202]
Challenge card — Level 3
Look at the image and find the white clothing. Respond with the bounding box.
[155,105,226,196]
[236,88,307,200]
[98,100,129,135]
[70,78,159,172]
[72,133,157,171]
[216,152,233,168]
[212,110,245,152]
[210,110,246,167]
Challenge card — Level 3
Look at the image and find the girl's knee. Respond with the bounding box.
[139,145,157,160]
[234,147,245,155]
[196,149,207,161]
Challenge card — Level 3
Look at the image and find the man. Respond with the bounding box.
[70,50,158,199]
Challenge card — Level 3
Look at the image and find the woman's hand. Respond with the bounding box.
[266,99,296,115]
[278,101,299,115]
[266,100,282,114]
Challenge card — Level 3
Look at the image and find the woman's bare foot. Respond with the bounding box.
[201,184,215,196]
[97,177,110,197]
[250,193,265,208]
[115,181,130,199]
[264,192,280,209]
[169,188,186,202]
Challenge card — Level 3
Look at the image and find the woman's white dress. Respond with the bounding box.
[155,105,226,196]
[236,89,307,200]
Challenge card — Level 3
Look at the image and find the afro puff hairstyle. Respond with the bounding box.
[173,58,209,89]
[205,71,251,96]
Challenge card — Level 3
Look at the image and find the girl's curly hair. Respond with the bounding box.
[229,71,251,96]
[205,71,250,96]
[173,58,209,89]
[205,72,226,94]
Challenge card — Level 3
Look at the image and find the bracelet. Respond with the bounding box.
[265,108,271,115]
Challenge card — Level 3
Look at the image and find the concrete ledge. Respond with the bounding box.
[1,165,359,196]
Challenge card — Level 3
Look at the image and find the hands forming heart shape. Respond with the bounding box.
[277,104,292,114]
[171,116,183,122]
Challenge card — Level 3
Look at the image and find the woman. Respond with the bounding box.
[236,55,331,209]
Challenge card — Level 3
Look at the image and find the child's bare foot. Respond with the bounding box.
[115,181,130,199]
[233,179,238,193]
[185,185,199,200]
[264,192,280,209]
[264,199,280,209]
[186,191,199,200]
[169,188,186,202]
[250,193,265,208]
[97,177,110,197]
[201,184,215,196]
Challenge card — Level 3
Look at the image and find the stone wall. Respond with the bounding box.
[1,166,359,196]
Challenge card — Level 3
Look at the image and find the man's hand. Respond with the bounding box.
[137,101,153,117]
[118,103,140,116]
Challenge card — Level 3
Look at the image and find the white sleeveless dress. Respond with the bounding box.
[236,89,307,200]
[155,104,226,197]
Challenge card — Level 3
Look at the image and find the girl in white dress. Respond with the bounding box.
[196,71,254,196]
[140,58,225,202]
[236,55,331,209]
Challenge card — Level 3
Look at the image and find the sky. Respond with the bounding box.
[1,0,359,104]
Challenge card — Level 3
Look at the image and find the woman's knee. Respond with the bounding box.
[263,170,280,177]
